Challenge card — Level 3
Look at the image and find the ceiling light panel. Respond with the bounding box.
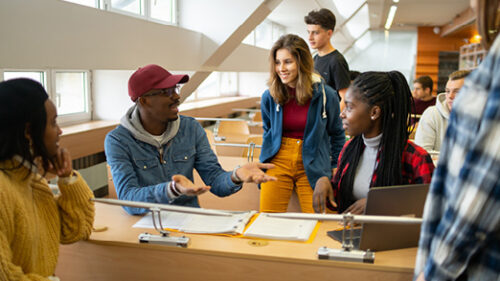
[384,5,397,30]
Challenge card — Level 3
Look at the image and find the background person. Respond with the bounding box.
[305,8,351,111]
[415,70,470,151]
[412,75,436,124]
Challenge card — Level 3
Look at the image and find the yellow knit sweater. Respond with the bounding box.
[0,159,95,281]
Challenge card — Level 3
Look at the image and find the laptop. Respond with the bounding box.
[328,184,429,251]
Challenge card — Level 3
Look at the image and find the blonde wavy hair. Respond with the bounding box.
[268,34,314,105]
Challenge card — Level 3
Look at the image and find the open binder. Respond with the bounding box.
[133,210,256,235]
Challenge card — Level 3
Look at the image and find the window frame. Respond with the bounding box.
[101,0,177,25]
[1,69,48,87]
[1,68,91,125]
[50,69,92,125]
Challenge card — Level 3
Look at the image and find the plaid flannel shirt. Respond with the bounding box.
[332,139,435,209]
[415,36,500,281]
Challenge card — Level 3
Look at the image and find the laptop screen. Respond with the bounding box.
[327,184,430,251]
[359,184,430,251]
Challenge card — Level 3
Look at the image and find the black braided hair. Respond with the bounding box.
[337,71,413,212]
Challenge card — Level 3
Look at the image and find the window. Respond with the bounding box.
[3,71,47,87]
[243,31,256,45]
[101,0,177,24]
[219,72,237,96]
[255,21,272,49]
[195,72,218,99]
[272,23,285,43]
[345,4,369,39]
[63,0,99,8]
[1,70,91,125]
[54,71,89,116]
[185,72,240,101]
[150,0,176,23]
[110,0,142,15]
[243,20,284,49]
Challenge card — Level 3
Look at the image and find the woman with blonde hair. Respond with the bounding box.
[259,34,345,213]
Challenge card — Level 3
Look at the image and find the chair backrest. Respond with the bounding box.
[217,120,250,136]
[242,136,263,161]
[409,122,419,140]
[204,128,217,152]
[251,111,262,122]
[106,164,118,199]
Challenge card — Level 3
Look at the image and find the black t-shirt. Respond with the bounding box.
[314,50,350,100]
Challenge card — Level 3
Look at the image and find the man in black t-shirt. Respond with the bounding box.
[305,8,350,111]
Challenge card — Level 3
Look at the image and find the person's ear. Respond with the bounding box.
[138,96,148,107]
[425,87,431,95]
[370,105,381,121]
[327,29,333,37]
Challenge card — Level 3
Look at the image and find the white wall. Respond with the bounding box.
[92,70,135,120]
[0,0,271,72]
[238,72,269,97]
[346,30,417,82]
[179,0,263,44]
[0,0,211,70]
[219,44,270,72]
[92,69,200,120]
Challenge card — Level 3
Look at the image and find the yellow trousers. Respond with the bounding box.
[260,137,314,213]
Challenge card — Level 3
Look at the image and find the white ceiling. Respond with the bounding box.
[267,0,471,53]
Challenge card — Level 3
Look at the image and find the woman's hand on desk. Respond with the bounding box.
[343,198,367,215]
[236,163,277,184]
[172,175,210,196]
[313,176,336,213]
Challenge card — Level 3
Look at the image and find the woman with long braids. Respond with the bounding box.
[313,71,435,214]
[0,78,94,281]
[260,34,345,213]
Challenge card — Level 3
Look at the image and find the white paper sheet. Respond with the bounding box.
[243,213,318,241]
[133,210,256,234]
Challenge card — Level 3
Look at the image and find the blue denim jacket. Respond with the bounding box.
[259,80,345,189]
[104,115,241,215]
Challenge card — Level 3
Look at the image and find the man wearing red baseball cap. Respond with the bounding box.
[104,64,275,215]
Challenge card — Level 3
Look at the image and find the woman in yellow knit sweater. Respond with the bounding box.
[0,78,95,281]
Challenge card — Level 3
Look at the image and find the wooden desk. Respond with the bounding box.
[60,120,118,159]
[56,203,416,281]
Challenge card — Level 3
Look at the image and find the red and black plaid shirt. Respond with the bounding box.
[332,139,435,200]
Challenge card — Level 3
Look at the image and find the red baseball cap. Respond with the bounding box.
[128,64,189,101]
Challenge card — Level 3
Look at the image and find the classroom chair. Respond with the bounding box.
[242,136,263,162]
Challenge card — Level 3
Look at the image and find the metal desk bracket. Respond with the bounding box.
[138,207,190,247]
[317,213,375,263]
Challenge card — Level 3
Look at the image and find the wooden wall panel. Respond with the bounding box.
[416,27,467,95]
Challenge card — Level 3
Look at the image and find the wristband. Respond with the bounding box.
[231,165,243,184]
[170,181,180,197]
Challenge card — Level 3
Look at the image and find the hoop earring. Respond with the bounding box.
[28,137,34,157]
